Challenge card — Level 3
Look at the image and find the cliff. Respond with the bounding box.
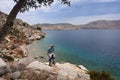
[0,11,45,42]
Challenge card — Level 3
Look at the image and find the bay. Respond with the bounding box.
[28,30,120,80]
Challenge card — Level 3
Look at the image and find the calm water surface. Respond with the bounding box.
[28,30,120,80]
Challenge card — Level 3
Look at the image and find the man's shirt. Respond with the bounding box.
[48,47,55,54]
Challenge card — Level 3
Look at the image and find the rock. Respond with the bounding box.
[10,55,33,72]
[78,65,88,72]
[26,61,90,80]
[10,71,21,79]
[0,78,4,80]
[6,47,27,59]
[2,55,14,62]
[6,43,16,50]
[18,55,33,66]
[20,69,57,80]
[19,45,28,56]
[0,58,11,76]
[0,58,7,67]
[15,47,26,58]
[26,61,52,71]
[39,56,44,58]
[10,62,26,72]
[34,56,39,59]
[56,63,87,80]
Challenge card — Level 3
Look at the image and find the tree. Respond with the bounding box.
[0,0,70,41]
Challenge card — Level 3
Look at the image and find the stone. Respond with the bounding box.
[0,58,7,67]
[26,61,52,71]
[20,69,56,80]
[0,58,11,76]
[10,62,26,72]
[2,55,14,62]
[19,45,28,56]
[34,56,39,59]
[0,78,4,80]
[78,65,88,72]
[18,55,33,66]
[10,71,21,79]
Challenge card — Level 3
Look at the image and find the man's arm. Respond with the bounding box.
[47,53,50,58]
[47,48,50,58]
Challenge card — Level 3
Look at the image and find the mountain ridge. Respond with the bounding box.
[33,20,120,30]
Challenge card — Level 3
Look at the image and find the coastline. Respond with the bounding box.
[0,30,90,80]
[29,30,118,80]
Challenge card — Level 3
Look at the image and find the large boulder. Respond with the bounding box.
[26,61,52,71]
[26,61,90,80]
[10,55,33,72]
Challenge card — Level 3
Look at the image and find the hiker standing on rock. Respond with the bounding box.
[47,44,56,66]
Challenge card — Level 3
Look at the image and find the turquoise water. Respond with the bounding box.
[28,30,120,80]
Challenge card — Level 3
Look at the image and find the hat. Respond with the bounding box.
[50,44,54,47]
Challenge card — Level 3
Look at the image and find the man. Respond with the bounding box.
[47,44,56,66]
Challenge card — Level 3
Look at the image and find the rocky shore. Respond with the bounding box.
[0,33,90,80]
[0,11,90,80]
[0,31,90,80]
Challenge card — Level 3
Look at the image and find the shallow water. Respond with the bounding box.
[28,30,120,80]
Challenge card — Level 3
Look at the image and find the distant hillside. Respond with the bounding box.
[81,20,120,29]
[33,23,80,30]
[33,20,120,30]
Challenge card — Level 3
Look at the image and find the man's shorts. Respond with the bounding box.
[49,53,55,61]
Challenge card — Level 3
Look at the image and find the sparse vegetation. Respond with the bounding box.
[88,71,114,80]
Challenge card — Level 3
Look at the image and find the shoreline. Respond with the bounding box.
[0,30,115,80]
[3,40,91,80]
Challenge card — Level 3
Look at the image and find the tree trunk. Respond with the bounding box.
[0,0,25,42]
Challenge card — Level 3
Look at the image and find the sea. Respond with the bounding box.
[27,30,120,80]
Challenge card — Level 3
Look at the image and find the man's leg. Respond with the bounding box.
[53,60,55,65]
[49,58,52,66]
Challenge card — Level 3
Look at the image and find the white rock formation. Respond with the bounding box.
[26,61,90,80]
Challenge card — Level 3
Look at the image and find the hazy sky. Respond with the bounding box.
[0,0,120,25]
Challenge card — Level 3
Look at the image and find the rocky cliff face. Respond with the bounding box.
[0,11,45,60]
[0,11,45,59]
[0,11,45,41]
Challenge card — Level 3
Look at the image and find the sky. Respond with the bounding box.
[0,0,120,25]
